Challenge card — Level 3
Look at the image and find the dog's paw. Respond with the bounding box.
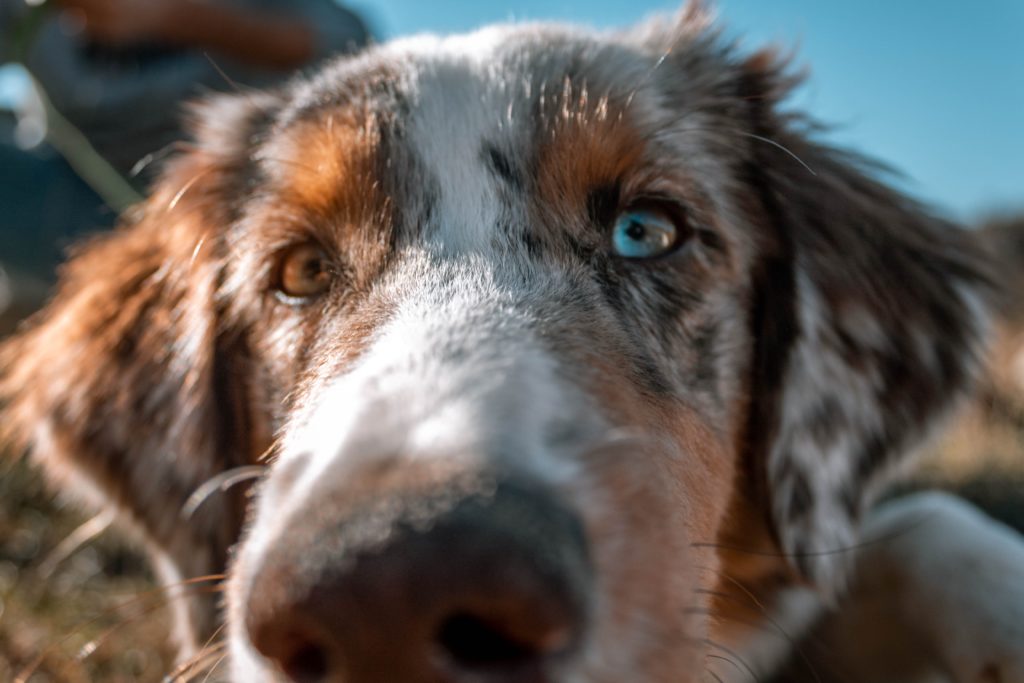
[858,492,1024,683]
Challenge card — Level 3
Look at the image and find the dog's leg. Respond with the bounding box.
[773,492,1024,683]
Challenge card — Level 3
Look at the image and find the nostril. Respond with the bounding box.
[249,621,333,683]
[280,642,330,683]
[437,613,538,669]
[436,609,575,675]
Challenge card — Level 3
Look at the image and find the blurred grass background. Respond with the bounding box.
[0,460,176,682]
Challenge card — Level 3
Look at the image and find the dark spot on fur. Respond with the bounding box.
[650,272,703,316]
[806,396,843,445]
[586,184,621,228]
[407,176,439,240]
[791,540,810,567]
[521,231,543,258]
[741,209,799,541]
[839,485,860,520]
[482,142,523,190]
[934,342,963,390]
[594,273,625,316]
[696,227,726,253]
[854,431,891,483]
[692,319,717,358]
[787,472,813,521]
[629,351,674,397]
[773,454,794,489]
[690,319,720,393]
[832,326,872,372]
[567,233,597,264]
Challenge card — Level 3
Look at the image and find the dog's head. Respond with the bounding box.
[0,6,991,682]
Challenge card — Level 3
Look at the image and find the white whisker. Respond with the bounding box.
[182,466,265,519]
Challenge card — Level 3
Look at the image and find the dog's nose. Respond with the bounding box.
[245,478,591,683]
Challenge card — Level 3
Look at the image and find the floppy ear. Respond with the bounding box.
[0,92,278,651]
[738,52,993,590]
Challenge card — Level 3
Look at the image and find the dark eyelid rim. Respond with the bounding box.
[621,195,691,232]
[588,184,693,233]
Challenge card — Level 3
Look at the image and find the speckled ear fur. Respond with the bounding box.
[632,0,992,591]
[737,46,993,590]
[0,91,280,653]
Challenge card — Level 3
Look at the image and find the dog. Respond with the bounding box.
[3,4,1023,681]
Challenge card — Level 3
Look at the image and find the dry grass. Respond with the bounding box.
[0,461,176,682]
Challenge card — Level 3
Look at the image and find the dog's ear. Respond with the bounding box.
[735,52,993,590]
[0,92,278,646]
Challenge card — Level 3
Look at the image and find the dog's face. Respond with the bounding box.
[0,9,991,683]
[229,25,755,680]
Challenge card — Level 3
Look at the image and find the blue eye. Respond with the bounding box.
[611,209,680,259]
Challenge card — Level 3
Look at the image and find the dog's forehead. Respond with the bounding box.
[294,24,661,129]
[261,25,706,248]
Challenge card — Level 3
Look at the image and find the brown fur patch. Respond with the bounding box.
[533,79,647,223]
[268,109,391,229]
[247,105,397,305]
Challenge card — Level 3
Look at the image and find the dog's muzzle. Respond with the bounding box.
[243,470,591,683]
[232,274,614,681]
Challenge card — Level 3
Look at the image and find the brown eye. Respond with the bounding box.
[276,243,333,300]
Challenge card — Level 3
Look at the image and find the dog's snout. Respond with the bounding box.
[245,478,591,682]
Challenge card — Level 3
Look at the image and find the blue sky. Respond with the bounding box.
[3,1,1020,220]
[350,0,1023,221]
